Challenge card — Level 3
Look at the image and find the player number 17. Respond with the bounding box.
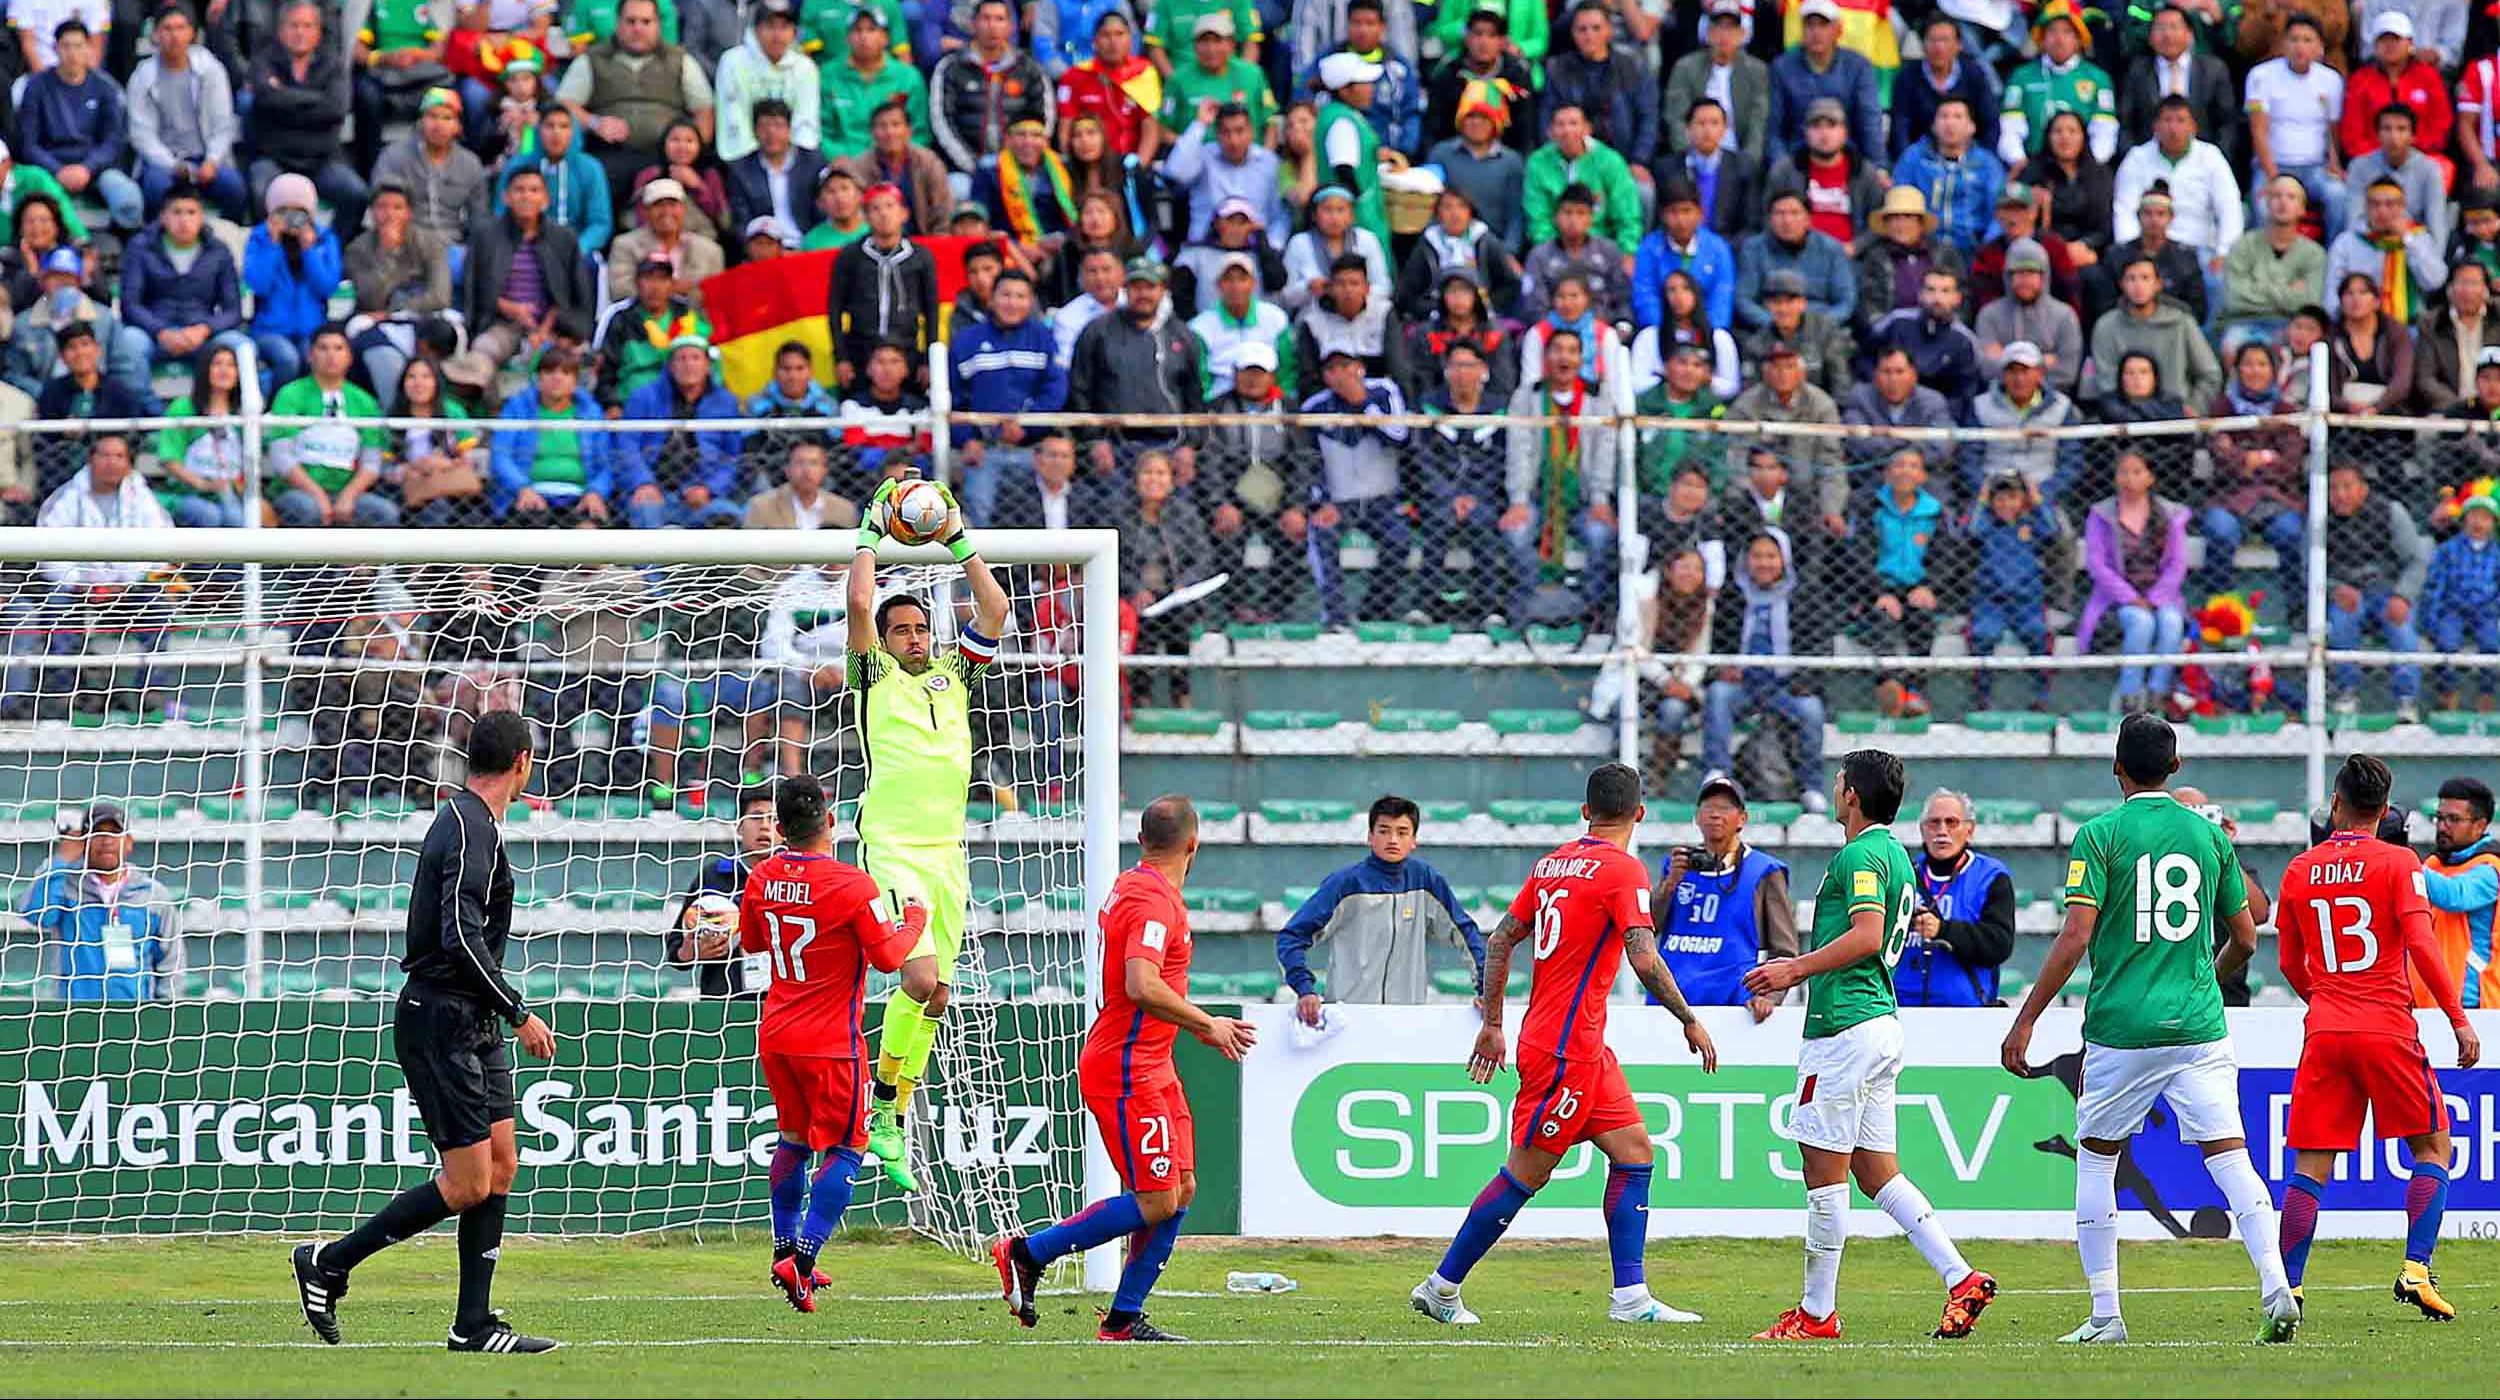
[2303,896,2379,974]
[763,910,818,982]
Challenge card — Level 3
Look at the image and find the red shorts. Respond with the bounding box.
[760,1051,870,1152]
[1084,1078,1194,1193]
[2285,1030,2450,1151]
[1511,1047,1643,1152]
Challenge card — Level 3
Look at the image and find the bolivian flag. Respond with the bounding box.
[702,237,985,398]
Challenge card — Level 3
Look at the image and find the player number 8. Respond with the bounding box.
[2304,896,2379,974]
[2132,853,2202,943]
[1533,888,1569,960]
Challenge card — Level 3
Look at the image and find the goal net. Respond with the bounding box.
[0,525,1120,1276]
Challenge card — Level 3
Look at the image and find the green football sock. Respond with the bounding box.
[877,989,926,1089]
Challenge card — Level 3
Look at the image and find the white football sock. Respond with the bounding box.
[1610,1284,1651,1308]
[1801,1183,1849,1319]
[1874,1174,1971,1287]
[2077,1148,2122,1321]
[2204,1147,2290,1298]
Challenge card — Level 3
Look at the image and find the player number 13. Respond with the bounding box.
[762,910,818,982]
[2303,896,2379,974]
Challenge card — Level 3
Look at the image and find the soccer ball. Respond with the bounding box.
[884,479,951,546]
[688,892,738,956]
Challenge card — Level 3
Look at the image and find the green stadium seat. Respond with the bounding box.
[180,970,214,999]
[2333,711,2400,734]
[591,890,670,911]
[276,967,321,997]
[200,795,300,821]
[965,802,1006,823]
[987,969,1040,998]
[1447,886,1483,909]
[2062,798,2121,823]
[523,969,563,1002]
[345,793,416,818]
[1236,971,1282,999]
[2221,800,2280,824]
[349,966,391,996]
[2065,712,2121,734]
[1651,802,1698,824]
[972,889,1030,913]
[342,885,411,914]
[585,968,630,999]
[1354,622,1455,643]
[1371,708,1463,733]
[1431,968,1479,997]
[1488,799,1582,825]
[1243,710,1344,730]
[1192,800,1241,822]
[1280,885,1319,910]
[1965,710,2059,734]
[1129,708,1226,736]
[124,795,188,819]
[559,795,649,821]
[1486,709,1585,736]
[1752,802,1802,826]
[2424,712,2500,737]
[1488,624,1585,647]
[1184,887,1261,914]
[1044,887,1088,912]
[1835,711,1934,735]
[1420,800,1473,823]
[625,968,668,999]
[1260,799,1357,824]
[218,884,316,909]
[2190,712,2286,735]
[1972,800,2042,825]
[1188,973,1239,997]
[1228,622,1323,643]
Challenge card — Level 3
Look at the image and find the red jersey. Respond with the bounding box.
[2275,832,2435,1039]
[738,850,918,1058]
[1804,158,1856,246]
[1054,58,1157,155]
[1507,836,1653,1061]
[1079,863,1192,1089]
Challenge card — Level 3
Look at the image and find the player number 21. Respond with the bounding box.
[763,911,818,982]
[2304,896,2379,973]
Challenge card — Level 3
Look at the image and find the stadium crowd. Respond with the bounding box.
[6,0,2500,747]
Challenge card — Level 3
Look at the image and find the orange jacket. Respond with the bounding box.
[2417,843,2500,1011]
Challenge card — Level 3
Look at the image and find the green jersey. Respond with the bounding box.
[266,378,385,495]
[2001,55,2117,153]
[802,219,870,251]
[1161,56,1277,136]
[2062,791,2245,1049]
[1804,825,1914,1039]
[849,644,988,847]
[819,52,928,157]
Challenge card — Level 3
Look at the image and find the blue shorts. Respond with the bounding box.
[651,673,782,724]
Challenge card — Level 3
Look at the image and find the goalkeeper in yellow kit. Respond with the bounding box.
[847,480,1011,1190]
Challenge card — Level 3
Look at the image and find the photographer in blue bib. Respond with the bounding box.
[1897,788,2017,1006]
[1654,774,1798,1022]
[21,801,184,1001]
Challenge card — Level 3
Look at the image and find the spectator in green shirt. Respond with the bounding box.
[1159,12,1275,140]
[819,7,926,157]
[1149,0,1258,72]
[0,146,90,245]
[491,347,621,525]
[800,164,870,249]
[267,326,399,526]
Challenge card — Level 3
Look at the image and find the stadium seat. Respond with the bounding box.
[591,890,670,912]
[1835,712,1934,735]
[2062,798,2121,823]
[1488,799,1583,826]
[1279,884,1319,911]
[1227,623,1324,643]
[1487,625,1585,647]
[199,795,301,821]
[1972,800,2043,825]
[1236,971,1282,999]
[559,794,650,821]
[1129,708,1226,736]
[2423,713,2500,737]
[1243,710,1344,731]
[1751,802,1802,827]
[1486,709,1586,736]
[1184,887,1261,915]
[1353,622,1455,644]
[2191,713,2286,736]
[2065,713,2121,735]
[1371,708,1463,733]
[2331,711,2400,734]
[1965,711,2059,734]
[1650,802,1698,825]
[1259,799,1357,824]
[1420,800,1473,823]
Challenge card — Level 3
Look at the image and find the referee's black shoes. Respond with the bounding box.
[291,1242,347,1344]
[448,1311,561,1354]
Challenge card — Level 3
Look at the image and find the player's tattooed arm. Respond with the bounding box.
[1628,926,1719,1072]
[1467,916,1525,1084]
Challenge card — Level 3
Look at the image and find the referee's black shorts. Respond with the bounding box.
[395,987,515,1151]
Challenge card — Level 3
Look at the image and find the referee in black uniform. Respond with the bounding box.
[293,711,562,1354]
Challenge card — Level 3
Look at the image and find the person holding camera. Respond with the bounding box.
[242,172,343,389]
[1897,788,2018,1007]
[1653,773,1797,1022]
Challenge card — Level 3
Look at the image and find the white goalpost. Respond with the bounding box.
[0,525,1123,1287]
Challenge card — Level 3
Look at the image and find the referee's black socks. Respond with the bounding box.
[455,1194,511,1332]
[320,1179,455,1275]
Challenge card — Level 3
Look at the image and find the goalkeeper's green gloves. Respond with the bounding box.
[934,482,976,564]
[853,478,900,553]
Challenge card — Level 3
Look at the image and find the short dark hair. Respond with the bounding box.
[963,241,1003,271]
[1369,795,1421,831]
[1872,345,1915,370]
[2335,753,2395,819]
[777,774,830,843]
[775,338,813,365]
[87,429,130,457]
[2114,712,2178,786]
[1585,762,1641,821]
[1840,749,1906,823]
[754,97,794,126]
[2282,13,2320,38]
[467,710,533,777]
[1137,794,1198,855]
[876,593,930,635]
[1684,96,1726,124]
[1345,0,1383,16]
[1330,252,1370,278]
[1466,7,1507,33]
[2377,101,2416,130]
[1556,182,1597,210]
[52,17,87,42]
[54,320,95,347]
[1766,190,1808,214]
[1444,339,1486,364]
[1933,94,1973,120]
[2440,776,2496,824]
[537,344,581,374]
[505,165,546,188]
[739,780,778,816]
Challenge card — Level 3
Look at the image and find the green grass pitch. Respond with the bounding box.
[0,1234,2488,1396]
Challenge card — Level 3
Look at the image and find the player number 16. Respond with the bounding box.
[1532,889,1569,960]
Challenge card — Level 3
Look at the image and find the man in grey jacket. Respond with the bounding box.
[2087,254,2221,408]
[1276,795,1486,1021]
[1726,342,1844,533]
[370,89,490,248]
[1971,238,2082,393]
[128,2,244,221]
[2322,460,2428,717]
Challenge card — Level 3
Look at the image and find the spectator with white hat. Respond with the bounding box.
[1186,250,1293,398]
[1314,49,1391,246]
[19,799,185,1002]
[606,175,727,304]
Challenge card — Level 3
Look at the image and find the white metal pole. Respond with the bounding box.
[1077,533,1122,1294]
[929,340,954,494]
[1613,375,1639,770]
[239,345,268,1001]
[2304,344,2330,818]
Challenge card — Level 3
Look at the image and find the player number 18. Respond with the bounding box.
[2303,896,2379,973]
[2133,853,2202,943]
[762,910,818,982]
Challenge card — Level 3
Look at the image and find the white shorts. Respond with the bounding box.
[1789,1015,1905,1154]
[2075,1039,2245,1144]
